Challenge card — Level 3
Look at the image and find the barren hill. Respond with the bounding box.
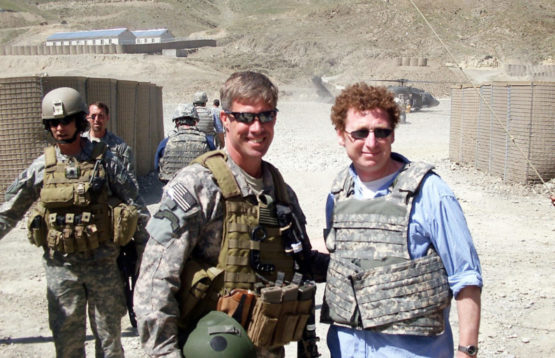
[0,0,553,100]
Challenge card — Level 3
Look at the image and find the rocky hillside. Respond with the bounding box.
[0,0,553,98]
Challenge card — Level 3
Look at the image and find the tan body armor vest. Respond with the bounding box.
[322,159,452,336]
[178,152,313,349]
[28,144,111,254]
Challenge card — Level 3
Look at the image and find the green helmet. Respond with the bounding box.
[173,103,199,122]
[193,91,208,105]
[41,87,87,120]
[182,311,256,358]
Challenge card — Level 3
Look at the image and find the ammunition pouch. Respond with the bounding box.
[178,260,224,330]
[44,211,104,254]
[27,203,47,247]
[245,283,315,350]
[109,199,139,246]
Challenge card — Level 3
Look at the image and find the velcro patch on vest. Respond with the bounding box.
[167,182,197,213]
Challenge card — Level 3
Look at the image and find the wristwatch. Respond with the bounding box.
[458,345,478,356]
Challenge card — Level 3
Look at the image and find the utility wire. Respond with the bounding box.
[407,0,550,189]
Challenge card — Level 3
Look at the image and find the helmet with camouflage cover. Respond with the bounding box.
[193,91,208,105]
[41,87,88,133]
[173,103,199,125]
[182,311,256,358]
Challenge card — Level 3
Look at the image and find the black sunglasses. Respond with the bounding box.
[345,128,393,140]
[47,117,74,127]
[225,109,278,124]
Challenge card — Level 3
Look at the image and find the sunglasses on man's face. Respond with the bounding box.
[345,128,393,140]
[224,109,278,124]
[47,117,74,127]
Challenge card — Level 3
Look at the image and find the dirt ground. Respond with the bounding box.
[0,97,554,357]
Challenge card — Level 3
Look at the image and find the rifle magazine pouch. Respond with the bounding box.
[27,204,47,247]
[247,299,281,348]
[110,201,139,246]
[293,298,312,341]
[85,224,100,251]
[274,285,300,345]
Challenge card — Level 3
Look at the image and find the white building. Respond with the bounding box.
[46,28,136,46]
[132,29,174,44]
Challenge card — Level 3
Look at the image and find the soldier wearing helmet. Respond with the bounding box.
[0,87,150,357]
[154,103,215,184]
[193,91,225,149]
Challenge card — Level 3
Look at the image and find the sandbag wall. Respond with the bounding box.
[0,76,163,203]
[450,82,555,184]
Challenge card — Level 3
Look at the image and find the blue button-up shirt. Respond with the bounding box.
[325,160,482,358]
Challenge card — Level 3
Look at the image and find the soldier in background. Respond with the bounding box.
[154,103,214,184]
[193,91,225,149]
[211,98,225,148]
[322,83,482,358]
[82,101,138,188]
[135,71,329,358]
[0,87,150,357]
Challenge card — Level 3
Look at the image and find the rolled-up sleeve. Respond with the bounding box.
[410,174,483,298]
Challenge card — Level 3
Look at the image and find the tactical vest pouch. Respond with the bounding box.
[216,288,256,328]
[27,204,47,247]
[40,185,76,208]
[109,200,139,246]
[351,253,451,334]
[178,259,224,330]
[247,287,281,349]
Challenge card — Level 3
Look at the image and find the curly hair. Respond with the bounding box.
[331,83,400,132]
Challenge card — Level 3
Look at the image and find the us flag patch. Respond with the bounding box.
[168,182,197,212]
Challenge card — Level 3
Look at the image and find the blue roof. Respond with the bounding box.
[132,29,171,37]
[47,28,131,41]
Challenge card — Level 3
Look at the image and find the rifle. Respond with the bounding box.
[117,240,138,328]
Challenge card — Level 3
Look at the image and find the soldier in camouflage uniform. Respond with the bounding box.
[82,101,138,188]
[155,103,214,184]
[0,87,150,358]
[322,83,482,358]
[135,71,329,358]
[193,91,225,149]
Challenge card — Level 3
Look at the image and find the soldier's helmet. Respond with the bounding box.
[182,311,256,358]
[173,103,199,123]
[193,91,208,105]
[41,87,88,132]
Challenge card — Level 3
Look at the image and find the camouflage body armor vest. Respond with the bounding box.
[159,128,210,181]
[322,160,452,336]
[28,144,111,254]
[195,106,216,136]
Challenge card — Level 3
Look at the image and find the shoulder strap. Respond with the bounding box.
[44,146,57,168]
[192,150,241,198]
[263,161,291,204]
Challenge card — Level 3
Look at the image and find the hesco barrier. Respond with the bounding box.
[0,76,163,204]
[450,82,555,184]
[1,40,217,56]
